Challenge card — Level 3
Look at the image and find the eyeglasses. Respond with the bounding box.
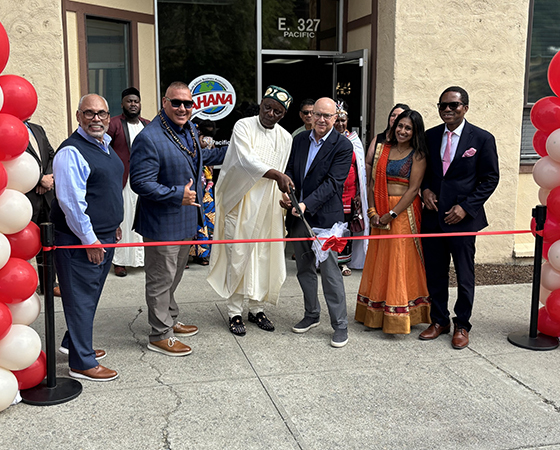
[165,97,194,109]
[301,110,313,116]
[437,102,464,111]
[313,112,336,120]
[80,110,109,120]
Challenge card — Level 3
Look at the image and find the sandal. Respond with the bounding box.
[229,315,246,336]
[248,311,275,332]
[341,265,351,276]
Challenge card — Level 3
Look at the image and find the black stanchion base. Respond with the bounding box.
[20,377,82,406]
[507,331,559,351]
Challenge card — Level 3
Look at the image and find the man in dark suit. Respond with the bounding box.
[107,87,150,277]
[419,86,499,349]
[282,97,353,348]
[24,120,60,296]
[130,81,226,357]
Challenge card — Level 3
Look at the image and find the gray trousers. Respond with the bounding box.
[291,219,348,330]
[144,239,191,342]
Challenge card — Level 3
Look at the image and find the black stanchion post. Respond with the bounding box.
[20,222,83,405]
[508,205,559,350]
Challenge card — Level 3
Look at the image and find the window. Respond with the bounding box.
[86,17,131,115]
[522,0,560,163]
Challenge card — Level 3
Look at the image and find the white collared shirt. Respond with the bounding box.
[439,119,466,162]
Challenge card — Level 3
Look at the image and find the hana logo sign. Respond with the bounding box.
[189,74,236,121]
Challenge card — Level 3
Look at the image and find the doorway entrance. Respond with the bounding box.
[261,49,368,143]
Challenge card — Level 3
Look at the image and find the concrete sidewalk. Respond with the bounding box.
[2,255,560,450]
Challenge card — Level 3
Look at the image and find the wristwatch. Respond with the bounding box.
[389,210,398,219]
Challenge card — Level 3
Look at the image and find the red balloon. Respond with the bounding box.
[5,221,40,260]
[544,213,560,243]
[12,350,46,390]
[0,113,28,161]
[533,130,550,157]
[530,217,537,237]
[547,186,560,220]
[531,97,560,134]
[0,302,11,340]
[549,51,560,98]
[0,257,38,304]
[0,75,37,121]
[538,306,560,337]
[0,23,8,76]
[0,163,6,195]
[546,289,560,323]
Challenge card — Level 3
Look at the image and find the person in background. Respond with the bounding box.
[292,98,315,138]
[107,87,150,277]
[356,109,430,334]
[333,100,368,276]
[188,118,217,267]
[23,117,60,297]
[365,103,410,183]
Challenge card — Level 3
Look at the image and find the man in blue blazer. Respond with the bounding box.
[282,97,353,348]
[130,81,226,357]
[419,86,499,349]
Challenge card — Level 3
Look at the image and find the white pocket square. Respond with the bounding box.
[462,148,477,157]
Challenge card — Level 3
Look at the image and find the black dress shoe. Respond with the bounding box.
[229,316,246,336]
[248,312,275,332]
[114,265,127,277]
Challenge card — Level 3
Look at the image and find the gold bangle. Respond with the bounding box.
[367,210,376,219]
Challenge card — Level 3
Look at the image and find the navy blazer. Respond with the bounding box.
[285,129,353,229]
[422,120,499,232]
[129,114,226,241]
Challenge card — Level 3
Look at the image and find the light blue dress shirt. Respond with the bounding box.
[53,126,112,245]
[304,127,334,176]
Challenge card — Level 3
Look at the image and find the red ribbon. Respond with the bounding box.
[321,235,347,252]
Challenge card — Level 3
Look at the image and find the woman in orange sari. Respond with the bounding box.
[356,110,430,334]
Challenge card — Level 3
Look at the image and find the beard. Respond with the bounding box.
[123,108,140,120]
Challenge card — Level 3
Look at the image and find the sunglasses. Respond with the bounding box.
[165,97,194,109]
[437,101,464,111]
[301,110,313,116]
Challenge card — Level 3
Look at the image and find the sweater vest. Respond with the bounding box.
[51,131,124,239]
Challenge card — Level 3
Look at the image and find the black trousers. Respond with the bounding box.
[422,232,476,331]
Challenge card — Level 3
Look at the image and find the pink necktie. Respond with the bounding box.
[442,131,452,175]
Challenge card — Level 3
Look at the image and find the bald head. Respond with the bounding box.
[312,97,337,139]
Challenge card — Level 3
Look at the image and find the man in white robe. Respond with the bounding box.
[207,85,294,336]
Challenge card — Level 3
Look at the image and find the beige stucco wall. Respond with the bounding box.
[1,0,68,148]
[377,0,531,263]
[70,0,154,15]
[137,22,158,118]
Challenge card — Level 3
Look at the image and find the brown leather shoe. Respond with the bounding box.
[53,286,61,297]
[95,349,107,360]
[452,327,469,349]
[69,365,118,381]
[418,323,451,340]
[148,337,192,356]
[172,322,199,337]
[114,265,127,277]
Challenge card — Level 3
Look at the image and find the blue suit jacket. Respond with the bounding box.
[422,120,499,232]
[130,114,226,241]
[285,129,353,229]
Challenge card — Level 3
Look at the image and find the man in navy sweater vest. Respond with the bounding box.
[51,94,124,381]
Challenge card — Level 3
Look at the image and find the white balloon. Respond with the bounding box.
[549,240,560,272]
[539,188,551,206]
[547,129,560,163]
[0,232,9,270]
[542,261,560,291]
[0,367,17,412]
[533,156,560,190]
[540,285,552,305]
[2,152,40,194]
[7,293,40,325]
[0,324,41,371]
[0,189,32,234]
